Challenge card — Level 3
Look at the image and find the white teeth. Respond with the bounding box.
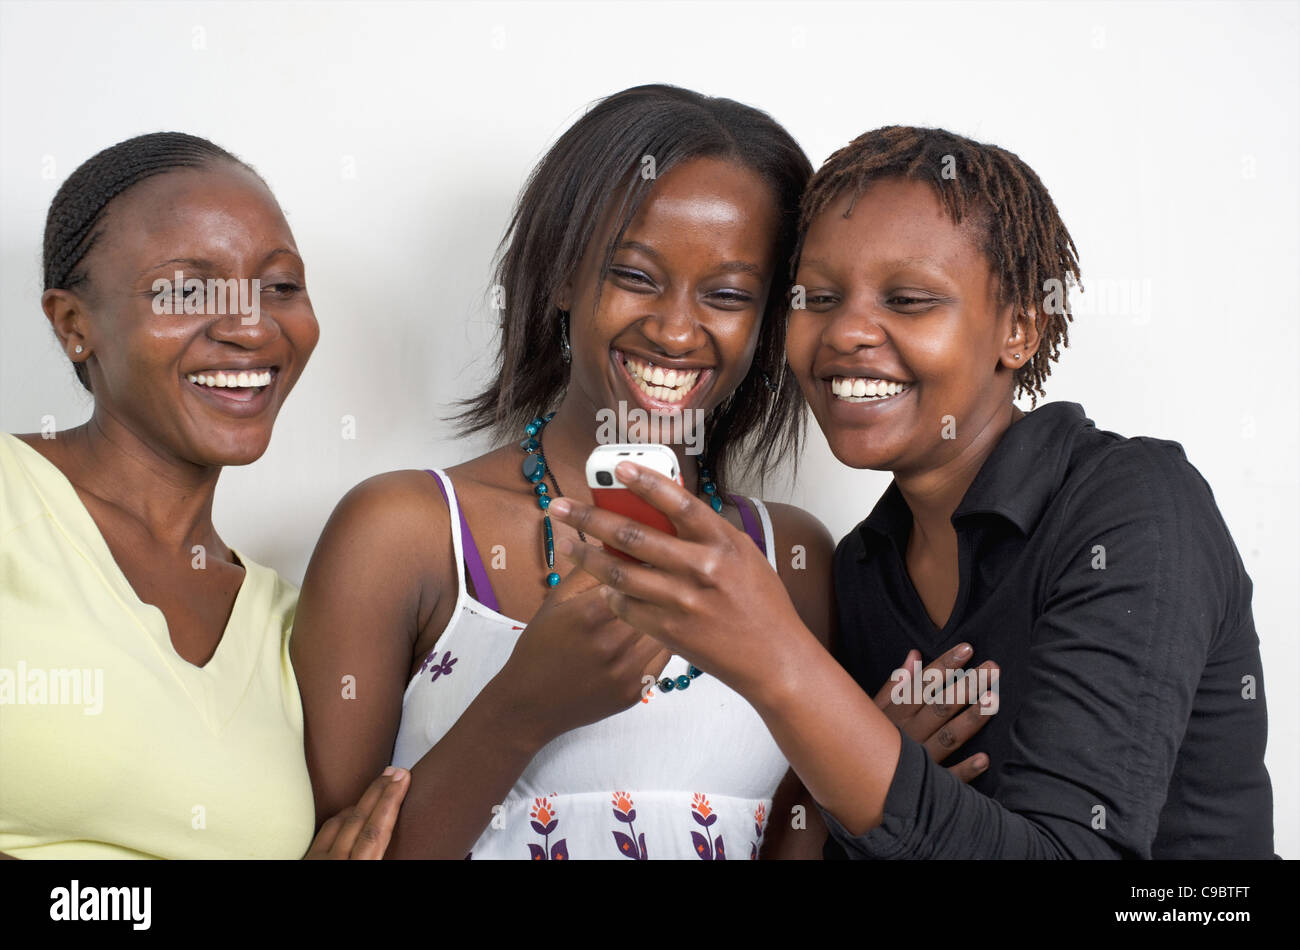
[189,369,273,389]
[620,353,701,403]
[831,376,910,403]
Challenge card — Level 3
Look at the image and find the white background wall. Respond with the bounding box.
[2,0,1296,855]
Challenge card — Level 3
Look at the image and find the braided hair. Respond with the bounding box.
[797,126,1081,406]
[42,132,255,391]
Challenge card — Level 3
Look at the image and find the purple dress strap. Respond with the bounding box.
[726,493,767,557]
[428,471,501,613]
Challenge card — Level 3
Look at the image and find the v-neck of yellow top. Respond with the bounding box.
[3,432,269,731]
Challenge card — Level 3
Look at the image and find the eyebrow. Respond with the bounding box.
[799,255,947,273]
[615,240,762,277]
[137,248,300,279]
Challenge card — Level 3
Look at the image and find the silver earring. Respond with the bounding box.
[1014,353,1021,360]
[559,313,571,365]
[74,345,83,354]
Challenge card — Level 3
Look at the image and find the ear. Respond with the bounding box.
[41,288,93,364]
[1000,304,1042,371]
[551,280,572,313]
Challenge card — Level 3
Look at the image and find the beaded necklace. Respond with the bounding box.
[521,410,713,694]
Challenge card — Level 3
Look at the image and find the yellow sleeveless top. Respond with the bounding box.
[0,433,315,859]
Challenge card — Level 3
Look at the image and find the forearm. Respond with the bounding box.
[384,675,550,860]
[747,630,901,836]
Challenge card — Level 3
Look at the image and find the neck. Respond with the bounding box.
[895,401,1025,549]
[58,408,224,553]
[536,390,704,498]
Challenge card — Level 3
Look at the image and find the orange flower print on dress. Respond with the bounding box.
[750,802,767,860]
[690,793,726,860]
[527,796,569,861]
[611,790,648,860]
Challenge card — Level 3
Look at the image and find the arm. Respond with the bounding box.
[551,452,1224,859]
[293,470,675,860]
[755,503,835,859]
[768,445,1226,858]
[291,471,549,859]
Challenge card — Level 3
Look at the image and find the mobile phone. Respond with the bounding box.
[586,443,682,561]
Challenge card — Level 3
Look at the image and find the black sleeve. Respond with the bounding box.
[820,440,1246,859]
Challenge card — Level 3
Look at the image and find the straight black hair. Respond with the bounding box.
[450,84,813,496]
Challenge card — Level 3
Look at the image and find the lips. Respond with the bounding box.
[610,348,713,413]
[183,367,278,417]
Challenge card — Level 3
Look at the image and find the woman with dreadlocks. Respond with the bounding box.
[551,125,1274,858]
[0,132,407,859]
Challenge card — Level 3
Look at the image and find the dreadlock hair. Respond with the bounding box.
[42,131,257,392]
[796,126,1081,406]
[450,84,813,497]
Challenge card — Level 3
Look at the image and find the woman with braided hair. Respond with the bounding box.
[551,125,1275,858]
[0,132,407,859]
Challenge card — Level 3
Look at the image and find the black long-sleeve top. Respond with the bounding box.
[823,402,1274,859]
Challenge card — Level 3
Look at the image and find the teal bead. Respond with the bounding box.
[525,423,538,436]
[688,666,702,678]
[709,495,723,513]
[538,496,550,509]
[535,483,548,494]
[546,572,560,587]
[658,678,675,692]
[543,411,556,421]
[520,437,539,451]
[703,482,716,494]
[675,675,692,690]
[523,454,545,481]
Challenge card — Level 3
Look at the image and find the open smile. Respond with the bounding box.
[183,367,279,416]
[610,348,713,413]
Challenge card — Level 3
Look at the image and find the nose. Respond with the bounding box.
[206,284,283,348]
[821,297,886,354]
[639,288,709,356]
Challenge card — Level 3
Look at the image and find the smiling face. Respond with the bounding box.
[47,163,319,467]
[557,156,781,431]
[787,177,1032,475]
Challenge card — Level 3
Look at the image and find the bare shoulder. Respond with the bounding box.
[760,501,836,559]
[322,468,451,547]
[756,501,835,648]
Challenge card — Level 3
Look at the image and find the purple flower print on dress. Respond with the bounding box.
[527,797,569,861]
[419,649,457,684]
[611,791,648,860]
[690,793,726,860]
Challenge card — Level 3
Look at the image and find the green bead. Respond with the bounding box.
[709,495,723,513]
[546,572,560,587]
[675,675,692,690]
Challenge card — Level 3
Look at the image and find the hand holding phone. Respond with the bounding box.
[586,443,682,561]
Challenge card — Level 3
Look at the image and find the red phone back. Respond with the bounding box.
[591,487,678,561]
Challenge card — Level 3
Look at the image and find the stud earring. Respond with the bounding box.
[74,345,83,354]
[559,313,571,365]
